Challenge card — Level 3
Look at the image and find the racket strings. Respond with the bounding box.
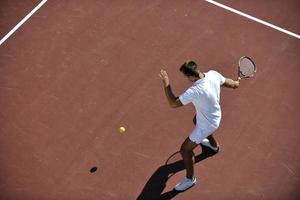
[239,58,255,77]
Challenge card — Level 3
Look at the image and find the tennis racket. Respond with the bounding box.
[238,56,256,79]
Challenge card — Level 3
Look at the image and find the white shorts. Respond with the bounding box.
[189,124,218,144]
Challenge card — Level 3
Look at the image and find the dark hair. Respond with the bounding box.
[179,60,199,77]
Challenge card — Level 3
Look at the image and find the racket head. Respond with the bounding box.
[238,56,256,79]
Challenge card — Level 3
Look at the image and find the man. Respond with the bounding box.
[158,60,240,191]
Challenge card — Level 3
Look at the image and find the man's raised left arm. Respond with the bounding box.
[159,69,183,108]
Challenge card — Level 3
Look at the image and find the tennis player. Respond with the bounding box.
[159,60,240,191]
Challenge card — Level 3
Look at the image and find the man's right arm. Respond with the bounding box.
[222,78,240,89]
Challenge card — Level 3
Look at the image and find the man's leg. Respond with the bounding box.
[207,134,219,148]
[174,137,198,191]
[180,137,198,179]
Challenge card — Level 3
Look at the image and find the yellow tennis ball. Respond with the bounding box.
[118,127,126,134]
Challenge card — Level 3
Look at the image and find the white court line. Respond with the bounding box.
[205,0,300,40]
[0,0,48,46]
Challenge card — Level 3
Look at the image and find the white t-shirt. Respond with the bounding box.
[179,70,226,129]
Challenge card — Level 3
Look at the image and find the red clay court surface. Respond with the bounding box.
[0,0,300,199]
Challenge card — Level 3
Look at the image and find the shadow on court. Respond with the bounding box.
[136,145,218,200]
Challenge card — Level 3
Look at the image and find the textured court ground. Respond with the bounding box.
[0,0,300,199]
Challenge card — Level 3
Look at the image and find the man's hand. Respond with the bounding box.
[159,69,170,87]
[223,77,240,89]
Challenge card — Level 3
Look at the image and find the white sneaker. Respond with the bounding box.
[174,177,197,191]
[201,138,219,152]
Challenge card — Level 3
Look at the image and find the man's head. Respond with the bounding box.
[179,60,201,82]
